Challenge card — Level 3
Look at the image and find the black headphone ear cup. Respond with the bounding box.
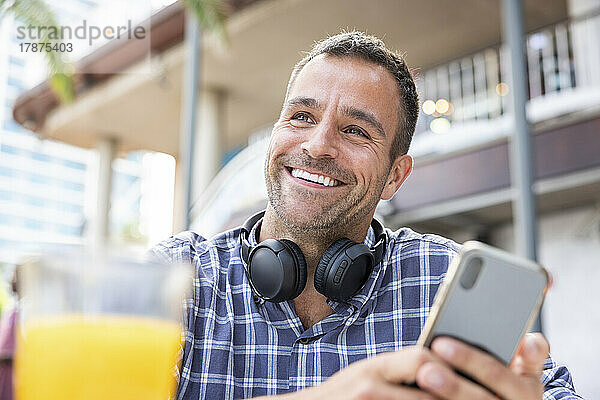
[314,239,352,296]
[279,239,307,299]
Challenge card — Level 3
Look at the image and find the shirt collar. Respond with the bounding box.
[247,221,266,306]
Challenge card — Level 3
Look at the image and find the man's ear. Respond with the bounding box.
[381,154,413,201]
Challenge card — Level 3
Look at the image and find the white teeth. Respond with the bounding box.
[291,168,339,187]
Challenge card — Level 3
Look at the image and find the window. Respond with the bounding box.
[61,202,83,213]
[25,195,45,207]
[0,214,13,225]
[78,0,97,7]
[62,159,86,170]
[31,151,51,163]
[56,223,81,236]
[1,144,20,155]
[28,173,46,185]
[3,119,25,133]
[24,218,44,231]
[8,56,25,67]
[6,85,21,99]
[0,167,14,177]
[7,77,24,91]
[0,191,13,201]
[63,181,85,191]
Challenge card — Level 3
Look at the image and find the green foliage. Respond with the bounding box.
[121,219,147,244]
[0,0,229,105]
[49,71,75,103]
[182,0,228,45]
[0,0,74,103]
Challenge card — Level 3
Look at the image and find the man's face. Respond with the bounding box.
[264,54,405,230]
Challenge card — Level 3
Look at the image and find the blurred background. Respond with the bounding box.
[0,0,598,397]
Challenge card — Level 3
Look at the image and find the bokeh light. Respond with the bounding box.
[435,99,450,114]
[422,100,436,115]
[443,102,454,116]
[430,117,451,134]
[496,82,509,96]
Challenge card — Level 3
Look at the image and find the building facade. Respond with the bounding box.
[0,0,165,263]
[11,0,600,397]
[0,5,95,264]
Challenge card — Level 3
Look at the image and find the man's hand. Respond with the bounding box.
[272,347,439,400]
[315,347,439,399]
[416,333,550,399]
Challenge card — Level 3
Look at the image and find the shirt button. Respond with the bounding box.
[298,338,311,344]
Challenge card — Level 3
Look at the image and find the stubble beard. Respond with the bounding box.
[264,156,386,235]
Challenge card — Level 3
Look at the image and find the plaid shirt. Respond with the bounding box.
[151,223,582,400]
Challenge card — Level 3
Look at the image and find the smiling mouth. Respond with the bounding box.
[286,167,342,187]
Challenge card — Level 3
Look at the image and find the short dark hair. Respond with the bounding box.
[285,31,419,162]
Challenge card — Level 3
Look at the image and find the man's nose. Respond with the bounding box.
[300,119,339,159]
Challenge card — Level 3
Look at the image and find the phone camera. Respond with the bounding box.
[460,257,483,289]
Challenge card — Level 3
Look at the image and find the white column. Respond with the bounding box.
[172,160,186,234]
[173,88,223,233]
[568,0,600,87]
[140,152,175,247]
[192,89,223,203]
[94,136,117,246]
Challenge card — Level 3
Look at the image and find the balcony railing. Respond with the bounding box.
[414,10,600,138]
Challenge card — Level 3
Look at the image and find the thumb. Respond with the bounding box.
[373,347,436,384]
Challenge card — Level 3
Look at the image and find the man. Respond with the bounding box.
[152,32,582,399]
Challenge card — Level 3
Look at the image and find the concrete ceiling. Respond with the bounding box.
[405,171,600,238]
[43,0,567,157]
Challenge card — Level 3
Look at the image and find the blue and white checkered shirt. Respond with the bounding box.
[151,223,582,399]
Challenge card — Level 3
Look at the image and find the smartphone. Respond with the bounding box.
[417,241,550,365]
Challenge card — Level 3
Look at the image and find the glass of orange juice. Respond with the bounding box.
[14,250,192,400]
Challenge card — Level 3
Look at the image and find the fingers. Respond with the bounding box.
[417,361,497,400]
[356,382,440,400]
[430,337,542,399]
[314,347,441,400]
[372,347,438,385]
[511,333,550,377]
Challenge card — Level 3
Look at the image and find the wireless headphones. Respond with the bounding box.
[240,210,386,303]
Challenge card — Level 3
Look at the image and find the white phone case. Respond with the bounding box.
[418,241,549,365]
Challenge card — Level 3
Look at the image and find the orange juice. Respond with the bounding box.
[15,315,181,400]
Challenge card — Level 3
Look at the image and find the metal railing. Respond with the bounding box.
[415,10,600,135]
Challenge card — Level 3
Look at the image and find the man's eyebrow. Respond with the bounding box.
[284,97,387,138]
[342,105,386,138]
[285,96,322,110]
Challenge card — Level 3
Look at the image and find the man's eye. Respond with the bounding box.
[344,126,368,138]
[292,112,314,123]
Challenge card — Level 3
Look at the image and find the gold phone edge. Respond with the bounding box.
[416,245,464,348]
